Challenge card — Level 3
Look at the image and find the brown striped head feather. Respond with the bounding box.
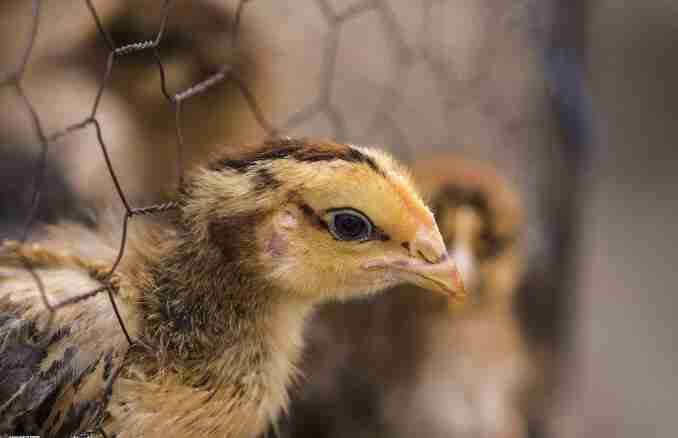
[179,137,465,302]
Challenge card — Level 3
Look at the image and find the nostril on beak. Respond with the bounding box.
[410,227,447,264]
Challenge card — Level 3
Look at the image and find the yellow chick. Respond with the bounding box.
[0,138,464,438]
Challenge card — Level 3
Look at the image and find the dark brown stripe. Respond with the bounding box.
[297,202,329,231]
[373,226,390,242]
[70,353,102,393]
[213,145,302,172]
[254,167,281,191]
[208,213,259,263]
[346,146,382,175]
[30,345,77,430]
[54,399,97,437]
[102,351,114,381]
[212,138,384,176]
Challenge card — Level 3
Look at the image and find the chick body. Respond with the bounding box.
[382,155,530,438]
[0,138,462,437]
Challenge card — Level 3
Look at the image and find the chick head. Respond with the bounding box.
[180,138,465,303]
[411,155,524,299]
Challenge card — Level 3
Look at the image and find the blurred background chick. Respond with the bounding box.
[380,155,529,438]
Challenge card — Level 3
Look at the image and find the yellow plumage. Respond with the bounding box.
[0,138,464,437]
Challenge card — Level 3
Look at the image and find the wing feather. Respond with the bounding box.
[0,239,133,436]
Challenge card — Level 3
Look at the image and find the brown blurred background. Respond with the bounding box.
[1,1,676,437]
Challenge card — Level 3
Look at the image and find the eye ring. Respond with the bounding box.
[326,208,373,241]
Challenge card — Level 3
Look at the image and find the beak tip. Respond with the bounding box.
[366,255,468,303]
[441,264,468,304]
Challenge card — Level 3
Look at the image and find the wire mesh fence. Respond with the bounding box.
[0,0,584,436]
[1,0,248,347]
[0,1,268,434]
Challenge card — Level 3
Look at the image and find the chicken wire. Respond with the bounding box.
[0,0,589,436]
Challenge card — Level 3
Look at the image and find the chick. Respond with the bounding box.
[380,154,530,438]
[413,154,524,306]
[0,138,464,438]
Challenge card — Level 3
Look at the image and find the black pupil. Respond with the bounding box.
[335,213,367,239]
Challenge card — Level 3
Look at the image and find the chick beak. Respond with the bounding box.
[365,227,467,302]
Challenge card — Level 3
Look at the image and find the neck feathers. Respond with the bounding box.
[116,218,314,436]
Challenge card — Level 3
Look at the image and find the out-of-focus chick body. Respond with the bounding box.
[380,154,532,438]
[0,138,463,437]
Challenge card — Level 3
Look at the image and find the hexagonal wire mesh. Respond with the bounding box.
[0,0,591,436]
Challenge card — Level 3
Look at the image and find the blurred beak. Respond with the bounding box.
[364,226,467,302]
[451,242,478,293]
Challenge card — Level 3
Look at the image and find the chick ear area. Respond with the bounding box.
[266,210,298,258]
[273,210,299,231]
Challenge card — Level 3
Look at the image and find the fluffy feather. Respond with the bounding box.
[0,138,462,437]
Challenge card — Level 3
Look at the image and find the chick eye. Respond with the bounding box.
[327,209,373,241]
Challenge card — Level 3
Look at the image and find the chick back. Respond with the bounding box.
[0,240,131,436]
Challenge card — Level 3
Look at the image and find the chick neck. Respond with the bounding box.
[134,222,315,400]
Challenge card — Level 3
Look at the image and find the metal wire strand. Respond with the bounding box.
[1,0,270,354]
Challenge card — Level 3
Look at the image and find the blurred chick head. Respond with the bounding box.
[411,154,524,303]
[180,138,465,302]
